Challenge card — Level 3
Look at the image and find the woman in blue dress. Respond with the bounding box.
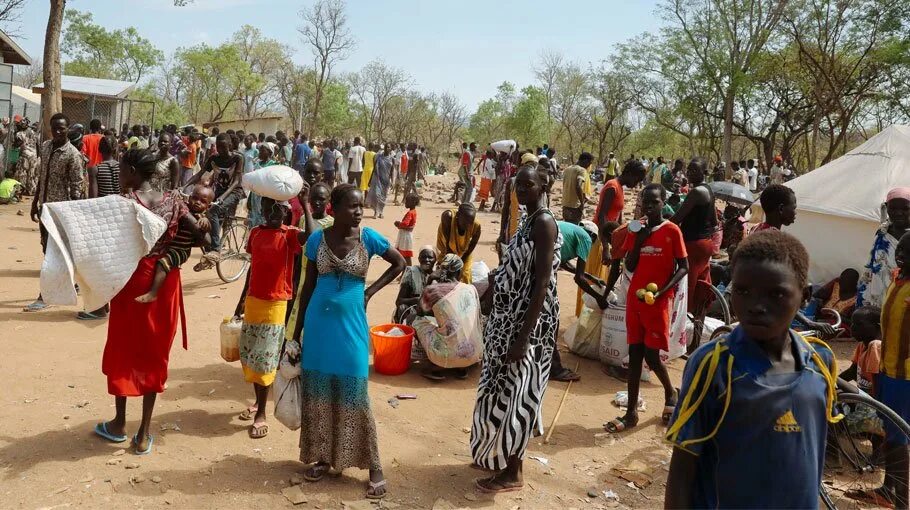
[292,183,405,499]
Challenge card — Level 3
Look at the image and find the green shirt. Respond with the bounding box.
[557,221,592,264]
[0,178,21,199]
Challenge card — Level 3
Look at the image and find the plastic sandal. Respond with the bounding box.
[94,422,128,443]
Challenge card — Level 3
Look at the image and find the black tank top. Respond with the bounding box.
[680,184,716,242]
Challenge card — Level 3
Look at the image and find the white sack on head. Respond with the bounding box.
[242,164,303,201]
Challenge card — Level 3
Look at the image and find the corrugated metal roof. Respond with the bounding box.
[33,75,135,98]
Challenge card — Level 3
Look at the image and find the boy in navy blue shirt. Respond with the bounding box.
[665,229,840,508]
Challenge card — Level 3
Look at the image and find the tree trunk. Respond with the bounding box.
[41,0,66,139]
[722,90,734,177]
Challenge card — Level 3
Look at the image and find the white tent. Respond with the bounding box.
[784,125,910,283]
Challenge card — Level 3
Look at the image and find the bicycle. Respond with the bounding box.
[214,215,250,283]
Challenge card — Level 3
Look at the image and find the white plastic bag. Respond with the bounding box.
[219,317,241,362]
[273,351,301,430]
[684,316,725,343]
[565,306,602,359]
[471,261,490,283]
[241,164,303,201]
[599,278,689,367]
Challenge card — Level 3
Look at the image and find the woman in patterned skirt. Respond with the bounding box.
[293,184,405,499]
[232,190,314,439]
[470,161,562,493]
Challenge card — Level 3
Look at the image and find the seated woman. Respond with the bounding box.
[393,246,437,324]
[413,254,484,381]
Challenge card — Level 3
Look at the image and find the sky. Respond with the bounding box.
[14,0,660,109]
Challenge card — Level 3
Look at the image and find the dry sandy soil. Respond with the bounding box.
[0,174,853,510]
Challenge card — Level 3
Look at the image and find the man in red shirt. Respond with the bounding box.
[606,184,688,434]
[459,142,475,202]
[81,118,104,168]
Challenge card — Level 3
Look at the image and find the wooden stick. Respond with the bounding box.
[544,360,581,444]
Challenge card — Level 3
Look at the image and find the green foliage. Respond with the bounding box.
[61,10,162,82]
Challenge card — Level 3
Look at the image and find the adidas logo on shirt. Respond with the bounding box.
[773,410,802,433]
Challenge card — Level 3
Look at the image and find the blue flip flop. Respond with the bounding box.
[94,422,128,443]
[132,434,154,455]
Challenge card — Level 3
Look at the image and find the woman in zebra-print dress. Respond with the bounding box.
[470,160,562,493]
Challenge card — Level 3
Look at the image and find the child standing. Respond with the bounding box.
[232,187,314,439]
[136,185,214,303]
[873,231,910,509]
[605,184,688,433]
[665,229,841,508]
[395,194,418,266]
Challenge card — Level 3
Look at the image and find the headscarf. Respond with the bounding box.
[886,187,910,203]
[521,152,539,165]
[439,253,464,275]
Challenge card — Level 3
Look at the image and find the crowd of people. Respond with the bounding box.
[9,110,910,508]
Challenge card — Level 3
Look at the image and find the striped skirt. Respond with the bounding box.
[240,296,287,386]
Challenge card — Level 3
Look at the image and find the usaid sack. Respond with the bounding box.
[242,164,303,201]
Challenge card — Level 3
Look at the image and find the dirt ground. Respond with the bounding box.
[0,174,854,510]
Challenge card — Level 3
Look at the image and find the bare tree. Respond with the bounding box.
[0,0,28,36]
[42,0,65,138]
[550,63,591,160]
[348,60,409,142]
[532,50,564,141]
[298,0,355,134]
[14,58,42,88]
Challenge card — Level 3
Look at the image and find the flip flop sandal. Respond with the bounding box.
[844,488,895,508]
[238,407,257,421]
[23,301,49,312]
[551,368,581,382]
[94,422,128,443]
[249,423,269,439]
[132,434,154,455]
[604,417,636,433]
[422,371,446,381]
[474,476,523,494]
[366,479,387,500]
[77,311,107,321]
[304,464,330,482]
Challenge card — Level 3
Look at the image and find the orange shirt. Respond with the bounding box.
[82,133,103,168]
[245,225,302,301]
[852,340,881,391]
[180,137,198,168]
[622,221,687,299]
[595,178,624,224]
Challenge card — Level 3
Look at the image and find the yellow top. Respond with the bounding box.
[881,277,910,379]
[437,209,480,283]
[361,151,376,191]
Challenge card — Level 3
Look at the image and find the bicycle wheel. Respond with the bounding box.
[821,391,910,509]
[216,220,250,283]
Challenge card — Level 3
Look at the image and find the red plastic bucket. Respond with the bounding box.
[370,324,415,375]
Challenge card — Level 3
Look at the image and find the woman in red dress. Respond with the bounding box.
[94,148,207,455]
